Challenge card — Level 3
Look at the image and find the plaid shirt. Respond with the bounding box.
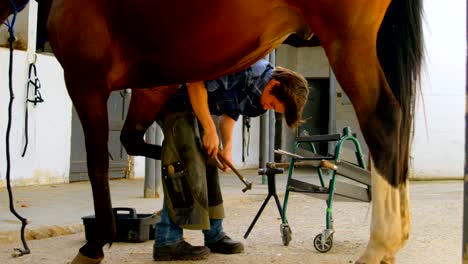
[168,59,273,121]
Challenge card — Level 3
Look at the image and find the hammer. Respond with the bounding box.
[216,154,253,192]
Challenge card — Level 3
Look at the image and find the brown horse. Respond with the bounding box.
[1,0,423,263]
[120,86,177,160]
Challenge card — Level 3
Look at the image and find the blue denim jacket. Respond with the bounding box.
[168,59,273,121]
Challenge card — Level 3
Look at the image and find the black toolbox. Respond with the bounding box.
[82,207,160,242]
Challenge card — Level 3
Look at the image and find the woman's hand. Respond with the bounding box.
[219,147,233,172]
[203,129,219,157]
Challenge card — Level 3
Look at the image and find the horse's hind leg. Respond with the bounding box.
[355,163,409,264]
[120,86,178,159]
[64,74,114,264]
[328,50,406,263]
[316,26,407,264]
[380,178,410,264]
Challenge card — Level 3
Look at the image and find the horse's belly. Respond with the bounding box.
[111,3,310,88]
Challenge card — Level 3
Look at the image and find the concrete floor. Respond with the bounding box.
[0,168,463,263]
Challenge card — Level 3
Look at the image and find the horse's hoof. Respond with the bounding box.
[380,256,395,264]
[355,256,371,264]
[70,252,103,264]
[355,257,381,264]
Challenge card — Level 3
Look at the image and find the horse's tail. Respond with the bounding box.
[376,0,424,185]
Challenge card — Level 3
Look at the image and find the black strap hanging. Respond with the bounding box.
[242,116,251,162]
[21,62,44,157]
[26,62,44,105]
[3,0,32,256]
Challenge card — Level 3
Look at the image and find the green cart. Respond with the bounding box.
[277,127,371,253]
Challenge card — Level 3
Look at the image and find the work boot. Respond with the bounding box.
[206,235,244,254]
[153,240,210,261]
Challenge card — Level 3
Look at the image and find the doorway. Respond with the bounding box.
[69,90,131,181]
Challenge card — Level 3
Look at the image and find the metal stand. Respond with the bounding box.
[244,167,283,239]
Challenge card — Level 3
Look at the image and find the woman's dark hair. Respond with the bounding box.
[270,66,309,128]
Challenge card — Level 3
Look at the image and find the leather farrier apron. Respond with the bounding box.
[159,111,224,230]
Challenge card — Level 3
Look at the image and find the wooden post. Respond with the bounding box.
[463,0,468,261]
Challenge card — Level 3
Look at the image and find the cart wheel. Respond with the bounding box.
[313,233,333,253]
[280,224,292,246]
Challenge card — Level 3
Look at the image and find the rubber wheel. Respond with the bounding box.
[313,233,333,253]
[281,224,292,246]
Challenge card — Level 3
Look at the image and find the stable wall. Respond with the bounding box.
[411,0,466,179]
[1,2,72,187]
[0,49,72,187]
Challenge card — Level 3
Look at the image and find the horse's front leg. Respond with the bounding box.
[65,74,114,264]
[120,86,178,160]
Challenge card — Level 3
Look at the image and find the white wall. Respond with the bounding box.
[230,117,262,168]
[0,49,72,186]
[1,2,72,187]
[412,0,466,179]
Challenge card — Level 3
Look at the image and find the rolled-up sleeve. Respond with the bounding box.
[205,79,221,92]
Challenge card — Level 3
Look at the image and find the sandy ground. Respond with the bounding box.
[0,177,462,264]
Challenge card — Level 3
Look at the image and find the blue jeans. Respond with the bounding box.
[155,203,225,246]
